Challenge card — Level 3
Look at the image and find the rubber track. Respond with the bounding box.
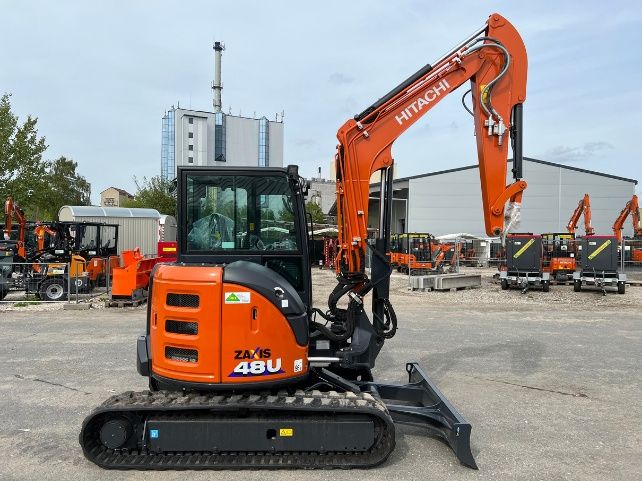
[80,389,395,469]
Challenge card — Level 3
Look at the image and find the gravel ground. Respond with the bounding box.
[3,267,640,312]
[0,268,640,481]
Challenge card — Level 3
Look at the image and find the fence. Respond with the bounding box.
[0,257,112,304]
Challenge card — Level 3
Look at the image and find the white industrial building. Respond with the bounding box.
[161,108,284,180]
[368,157,638,237]
[161,42,284,180]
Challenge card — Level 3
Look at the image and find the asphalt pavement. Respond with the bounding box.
[0,288,640,481]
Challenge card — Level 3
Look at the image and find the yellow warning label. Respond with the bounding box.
[480,84,489,104]
[513,238,535,258]
[588,239,611,260]
[279,428,294,437]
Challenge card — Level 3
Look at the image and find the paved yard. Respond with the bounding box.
[0,269,640,481]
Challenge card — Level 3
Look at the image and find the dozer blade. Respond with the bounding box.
[364,362,478,469]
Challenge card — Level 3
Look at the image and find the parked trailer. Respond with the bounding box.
[500,234,550,292]
[573,236,626,294]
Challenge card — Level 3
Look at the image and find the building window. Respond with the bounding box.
[214,112,226,162]
[188,132,193,138]
[104,197,116,206]
[161,109,176,181]
[188,157,194,164]
[188,144,194,151]
[188,117,193,124]
[258,117,269,167]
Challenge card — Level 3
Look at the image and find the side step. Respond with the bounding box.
[363,362,478,469]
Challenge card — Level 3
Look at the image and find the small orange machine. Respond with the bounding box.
[110,248,162,300]
[389,233,435,273]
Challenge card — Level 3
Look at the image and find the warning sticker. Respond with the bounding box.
[279,428,294,437]
[293,358,303,373]
[225,292,251,304]
[588,239,611,260]
[513,238,535,258]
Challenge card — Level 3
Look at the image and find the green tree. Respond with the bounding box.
[0,93,48,215]
[123,176,177,217]
[38,156,92,219]
[0,94,90,220]
[305,201,326,223]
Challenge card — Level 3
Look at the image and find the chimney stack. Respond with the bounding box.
[212,41,225,112]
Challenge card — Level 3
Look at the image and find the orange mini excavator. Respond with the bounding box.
[613,194,642,242]
[543,194,594,282]
[81,13,528,470]
[613,194,642,262]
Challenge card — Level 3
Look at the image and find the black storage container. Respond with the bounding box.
[506,234,542,272]
[580,236,618,271]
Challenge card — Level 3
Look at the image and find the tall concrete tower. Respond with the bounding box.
[212,41,225,112]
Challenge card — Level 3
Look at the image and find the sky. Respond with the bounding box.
[1,1,641,203]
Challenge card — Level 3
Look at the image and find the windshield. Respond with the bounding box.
[186,174,299,252]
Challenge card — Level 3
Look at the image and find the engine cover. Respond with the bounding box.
[146,262,309,389]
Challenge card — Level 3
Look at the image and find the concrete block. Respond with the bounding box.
[433,274,481,291]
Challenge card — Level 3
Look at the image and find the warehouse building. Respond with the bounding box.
[368,157,638,237]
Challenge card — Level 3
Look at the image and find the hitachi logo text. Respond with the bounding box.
[395,79,450,125]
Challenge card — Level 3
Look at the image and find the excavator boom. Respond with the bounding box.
[567,193,594,236]
[3,197,27,259]
[335,13,527,274]
[613,194,642,241]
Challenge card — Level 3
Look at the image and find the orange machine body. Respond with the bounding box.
[542,233,577,279]
[548,256,576,273]
[149,264,309,386]
[111,248,161,299]
[389,233,435,271]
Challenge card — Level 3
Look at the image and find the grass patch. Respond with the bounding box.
[13,301,39,307]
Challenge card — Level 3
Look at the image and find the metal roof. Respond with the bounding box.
[391,157,638,185]
[58,206,162,218]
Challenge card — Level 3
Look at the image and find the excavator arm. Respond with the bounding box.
[335,13,527,276]
[34,223,57,251]
[613,194,642,241]
[566,193,594,236]
[3,197,27,259]
[316,12,528,360]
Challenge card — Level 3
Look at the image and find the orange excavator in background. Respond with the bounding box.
[612,194,641,241]
[34,222,57,251]
[389,232,435,273]
[81,13,528,470]
[2,197,27,260]
[433,242,462,273]
[1,197,28,300]
[567,193,594,236]
[543,194,594,282]
[612,194,642,262]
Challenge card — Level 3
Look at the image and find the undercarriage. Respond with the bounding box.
[80,363,476,469]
